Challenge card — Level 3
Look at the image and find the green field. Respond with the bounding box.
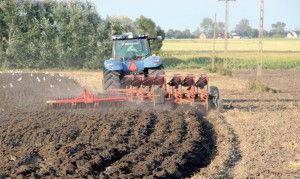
[161,39,300,70]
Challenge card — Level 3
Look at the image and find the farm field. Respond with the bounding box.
[1,0,299,178]
[163,39,300,52]
[0,69,299,177]
[161,39,300,70]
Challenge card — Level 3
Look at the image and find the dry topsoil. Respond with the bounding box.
[0,72,216,178]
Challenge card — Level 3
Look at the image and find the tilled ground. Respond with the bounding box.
[0,72,215,177]
[0,109,213,177]
[3,70,297,178]
[219,70,300,178]
[0,72,82,110]
[206,70,300,178]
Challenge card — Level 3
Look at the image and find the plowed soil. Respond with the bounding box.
[2,70,298,178]
[0,72,214,177]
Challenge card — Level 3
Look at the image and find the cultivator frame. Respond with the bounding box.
[46,87,127,108]
[47,74,217,112]
[166,74,210,110]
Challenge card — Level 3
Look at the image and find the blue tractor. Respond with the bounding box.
[103,33,165,92]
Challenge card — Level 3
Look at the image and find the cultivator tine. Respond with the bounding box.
[74,102,85,109]
[153,75,165,86]
[168,74,182,88]
[121,76,133,87]
[195,75,208,89]
[141,74,166,87]
[181,75,195,87]
[163,73,212,111]
[46,87,127,109]
[132,75,144,87]
[143,76,156,86]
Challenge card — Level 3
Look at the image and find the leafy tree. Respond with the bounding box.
[200,17,213,38]
[135,15,164,53]
[0,0,19,67]
[216,22,225,35]
[251,28,259,38]
[235,19,252,37]
[166,29,195,39]
[271,22,286,37]
[108,16,135,35]
[182,29,192,39]
[151,25,165,53]
[0,1,164,69]
[166,29,175,39]
[135,16,156,36]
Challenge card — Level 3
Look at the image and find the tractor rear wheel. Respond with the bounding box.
[148,66,165,77]
[103,70,121,93]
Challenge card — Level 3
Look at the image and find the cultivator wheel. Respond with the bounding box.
[208,86,219,110]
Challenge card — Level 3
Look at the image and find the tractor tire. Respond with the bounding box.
[148,65,165,77]
[103,70,121,93]
[208,86,219,110]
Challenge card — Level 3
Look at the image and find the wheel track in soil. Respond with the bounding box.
[218,114,242,177]
[193,112,242,178]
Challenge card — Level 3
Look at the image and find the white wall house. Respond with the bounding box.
[287,31,298,39]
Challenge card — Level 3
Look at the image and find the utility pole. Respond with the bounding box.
[257,0,264,77]
[218,0,236,67]
[212,13,217,70]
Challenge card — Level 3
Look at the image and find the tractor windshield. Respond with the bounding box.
[113,39,150,59]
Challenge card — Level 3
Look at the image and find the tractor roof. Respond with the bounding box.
[112,33,149,41]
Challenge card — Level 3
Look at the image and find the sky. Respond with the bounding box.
[95,0,300,31]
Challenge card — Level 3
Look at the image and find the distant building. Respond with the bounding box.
[287,31,298,39]
[232,32,241,39]
[217,32,230,39]
[198,33,207,40]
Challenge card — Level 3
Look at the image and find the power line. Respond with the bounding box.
[212,13,217,70]
[218,0,236,67]
[257,0,264,77]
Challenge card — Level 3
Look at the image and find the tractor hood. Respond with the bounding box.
[104,56,163,72]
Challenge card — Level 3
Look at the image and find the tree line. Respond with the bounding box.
[0,0,164,69]
[166,17,290,39]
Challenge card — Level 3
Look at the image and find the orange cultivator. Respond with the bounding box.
[46,87,127,108]
[47,74,219,112]
[166,74,210,110]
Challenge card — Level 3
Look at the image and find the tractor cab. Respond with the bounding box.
[103,33,164,92]
[112,34,151,60]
